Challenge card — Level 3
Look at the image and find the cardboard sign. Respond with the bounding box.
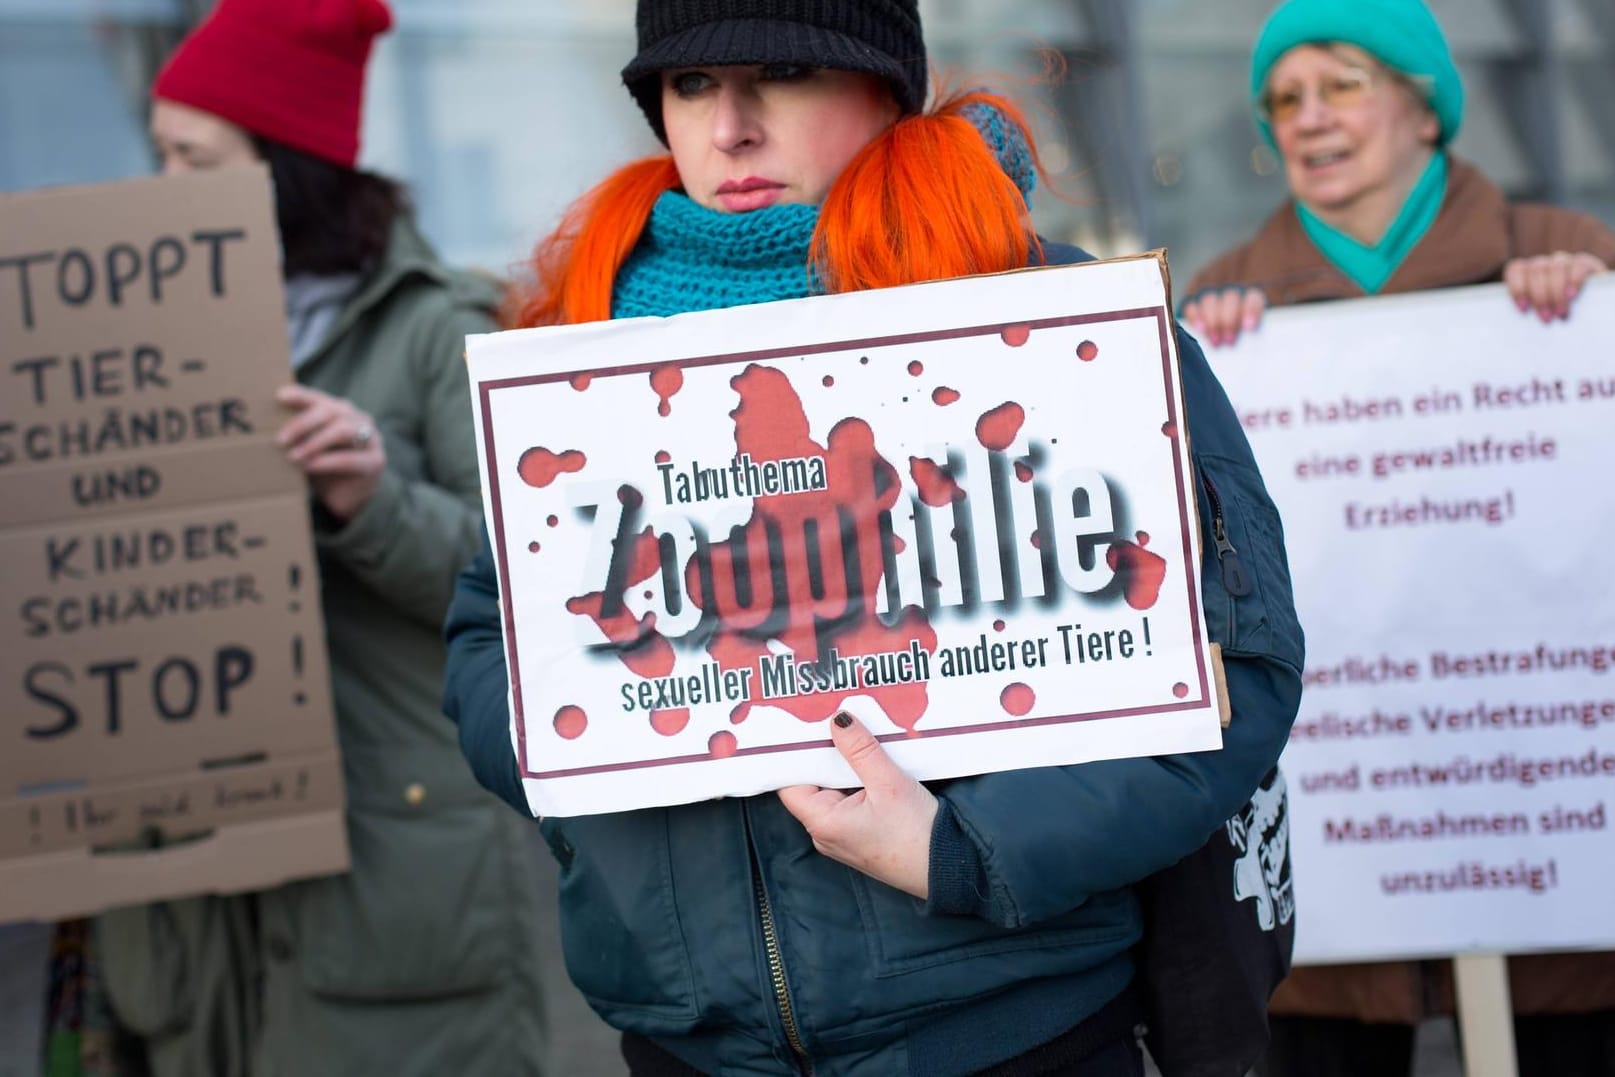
[1208,277,1615,963]
[468,254,1223,817]
[0,169,346,922]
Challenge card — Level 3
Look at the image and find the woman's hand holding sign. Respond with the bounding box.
[1504,252,1607,322]
[778,713,939,900]
[1182,287,1268,348]
[275,384,386,521]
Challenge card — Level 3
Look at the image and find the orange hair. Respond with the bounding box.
[505,88,1044,329]
[812,88,1043,294]
[506,155,680,328]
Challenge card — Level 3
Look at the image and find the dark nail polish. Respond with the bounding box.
[833,713,852,729]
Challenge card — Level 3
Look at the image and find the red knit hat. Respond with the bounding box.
[152,0,393,168]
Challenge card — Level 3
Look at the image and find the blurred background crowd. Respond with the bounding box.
[5,0,1613,287]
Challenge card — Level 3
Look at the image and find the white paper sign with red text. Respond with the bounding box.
[468,255,1219,817]
[1208,277,1615,963]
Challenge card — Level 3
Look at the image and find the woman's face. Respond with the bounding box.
[661,64,900,213]
[1266,44,1440,218]
[150,99,259,175]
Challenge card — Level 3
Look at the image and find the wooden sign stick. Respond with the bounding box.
[1454,954,1518,1077]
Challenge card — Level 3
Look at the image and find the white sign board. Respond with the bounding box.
[468,255,1222,817]
[1209,277,1615,963]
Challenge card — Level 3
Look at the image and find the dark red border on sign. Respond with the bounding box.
[480,308,1210,780]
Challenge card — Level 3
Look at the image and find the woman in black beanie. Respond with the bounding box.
[444,2,1305,1074]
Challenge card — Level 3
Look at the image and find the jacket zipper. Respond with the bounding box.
[745,813,813,1074]
[1198,465,1252,618]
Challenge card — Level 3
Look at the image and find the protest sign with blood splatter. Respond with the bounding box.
[468,254,1222,817]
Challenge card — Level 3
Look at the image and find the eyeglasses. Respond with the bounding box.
[1259,67,1375,123]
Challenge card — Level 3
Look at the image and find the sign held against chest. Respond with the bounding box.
[470,253,1223,817]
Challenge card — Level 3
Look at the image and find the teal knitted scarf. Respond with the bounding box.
[611,101,1039,321]
[1296,152,1449,294]
[613,195,820,319]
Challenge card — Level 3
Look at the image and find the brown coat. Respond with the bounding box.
[1187,157,1615,1025]
[1188,157,1615,306]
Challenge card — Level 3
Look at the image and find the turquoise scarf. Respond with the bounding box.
[1296,152,1448,294]
[612,194,820,319]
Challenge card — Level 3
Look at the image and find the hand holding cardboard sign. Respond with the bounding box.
[778,714,939,900]
[275,384,385,521]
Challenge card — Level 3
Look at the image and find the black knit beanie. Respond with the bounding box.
[622,0,928,142]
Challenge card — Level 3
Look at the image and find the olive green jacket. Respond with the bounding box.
[96,218,549,1077]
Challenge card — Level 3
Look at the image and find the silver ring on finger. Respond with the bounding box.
[351,424,374,450]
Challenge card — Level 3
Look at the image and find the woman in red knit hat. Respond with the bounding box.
[90,2,552,1074]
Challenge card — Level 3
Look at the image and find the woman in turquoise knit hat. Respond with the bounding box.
[1182,3,1615,1077]
[1183,0,1613,345]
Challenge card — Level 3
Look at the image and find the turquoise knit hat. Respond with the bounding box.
[1250,0,1464,148]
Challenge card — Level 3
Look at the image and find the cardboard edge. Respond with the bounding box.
[1210,642,1232,729]
[0,808,348,922]
[0,162,273,208]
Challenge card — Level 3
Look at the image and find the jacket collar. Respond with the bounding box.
[1251,157,1511,304]
[295,214,468,370]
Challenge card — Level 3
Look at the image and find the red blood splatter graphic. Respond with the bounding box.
[624,526,664,581]
[1030,531,1043,549]
[1001,324,1031,347]
[1001,683,1035,716]
[706,633,757,727]
[1172,683,1189,699]
[993,620,1006,632]
[644,590,655,600]
[932,387,961,407]
[822,375,835,387]
[1107,541,1167,610]
[554,706,587,739]
[976,402,1025,451]
[651,365,683,417]
[1136,531,1150,546]
[1077,340,1099,362]
[518,447,586,488]
[528,541,540,553]
[565,593,675,678]
[570,372,593,391]
[547,515,559,527]
[909,457,964,506]
[1161,419,1178,439]
[655,451,671,464]
[566,366,938,734]
[651,709,690,736]
[907,360,924,376]
[685,364,937,731]
[1014,461,1033,483]
[709,731,739,758]
[565,527,675,678]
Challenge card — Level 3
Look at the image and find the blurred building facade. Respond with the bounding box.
[3,0,1613,288]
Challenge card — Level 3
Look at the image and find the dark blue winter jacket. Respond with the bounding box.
[442,243,1304,1075]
